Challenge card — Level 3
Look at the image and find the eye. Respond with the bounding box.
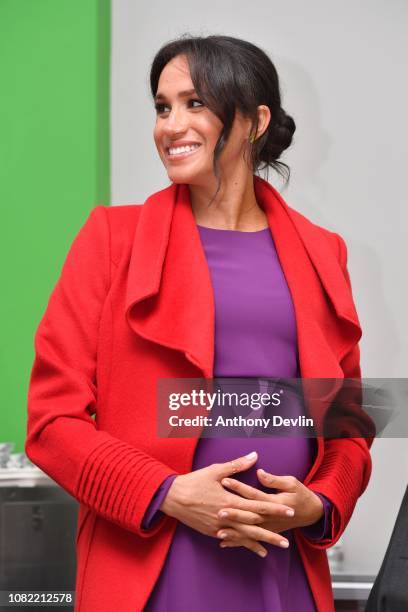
[189,98,204,109]
[154,98,204,114]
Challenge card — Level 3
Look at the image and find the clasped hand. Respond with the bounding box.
[216,464,324,557]
[161,451,324,558]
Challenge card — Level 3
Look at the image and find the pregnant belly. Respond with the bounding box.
[193,380,317,488]
[193,436,317,490]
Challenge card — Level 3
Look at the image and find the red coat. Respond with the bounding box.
[25,175,372,612]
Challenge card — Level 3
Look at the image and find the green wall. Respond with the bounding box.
[0,0,111,452]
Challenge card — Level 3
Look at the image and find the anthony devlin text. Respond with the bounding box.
[168,415,314,429]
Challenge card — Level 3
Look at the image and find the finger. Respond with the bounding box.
[218,524,289,549]
[223,491,295,518]
[257,470,298,492]
[221,477,269,501]
[219,536,268,558]
[214,451,258,479]
[218,507,263,525]
[221,517,290,535]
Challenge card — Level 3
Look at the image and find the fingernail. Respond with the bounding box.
[220,542,227,548]
[219,511,229,518]
[286,509,295,517]
[222,479,231,486]
[219,532,227,539]
[245,451,257,460]
[258,550,267,557]
[280,540,289,548]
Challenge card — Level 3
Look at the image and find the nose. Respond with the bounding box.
[162,107,188,138]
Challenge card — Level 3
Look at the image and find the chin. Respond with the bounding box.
[166,165,214,185]
[166,169,198,184]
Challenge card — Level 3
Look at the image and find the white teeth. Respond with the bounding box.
[168,144,200,155]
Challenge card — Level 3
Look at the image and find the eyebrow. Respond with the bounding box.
[154,88,197,102]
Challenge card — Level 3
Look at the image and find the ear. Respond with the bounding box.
[256,105,271,140]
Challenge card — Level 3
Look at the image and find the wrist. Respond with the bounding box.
[310,492,324,523]
[159,475,185,518]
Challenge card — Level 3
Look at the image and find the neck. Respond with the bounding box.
[188,171,268,232]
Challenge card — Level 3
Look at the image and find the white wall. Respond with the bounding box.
[111,0,408,574]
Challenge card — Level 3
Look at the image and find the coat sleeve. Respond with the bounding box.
[301,232,374,549]
[25,206,178,538]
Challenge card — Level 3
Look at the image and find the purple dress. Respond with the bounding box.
[143,226,333,612]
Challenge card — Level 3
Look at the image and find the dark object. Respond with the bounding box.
[0,485,78,609]
[365,485,408,611]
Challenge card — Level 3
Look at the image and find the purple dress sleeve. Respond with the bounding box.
[142,474,178,530]
[300,492,333,541]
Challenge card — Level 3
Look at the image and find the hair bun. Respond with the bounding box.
[262,108,296,160]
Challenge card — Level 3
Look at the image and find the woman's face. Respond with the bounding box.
[153,54,253,187]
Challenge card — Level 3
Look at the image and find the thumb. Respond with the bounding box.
[215,451,258,479]
[257,470,296,491]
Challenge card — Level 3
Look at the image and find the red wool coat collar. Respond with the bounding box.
[125,174,361,382]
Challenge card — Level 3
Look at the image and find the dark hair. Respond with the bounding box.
[150,33,296,204]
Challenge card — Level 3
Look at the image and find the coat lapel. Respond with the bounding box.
[125,176,362,384]
[254,177,362,378]
[125,181,215,378]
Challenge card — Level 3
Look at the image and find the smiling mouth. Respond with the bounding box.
[166,144,202,161]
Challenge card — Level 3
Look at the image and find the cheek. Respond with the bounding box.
[198,115,222,145]
[153,127,160,147]
[153,121,164,142]
[153,133,166,161]
[207,130,222,150]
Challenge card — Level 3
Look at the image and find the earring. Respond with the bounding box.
[249,133,256,144]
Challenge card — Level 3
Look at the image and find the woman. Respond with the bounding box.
[25,35,372,612]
